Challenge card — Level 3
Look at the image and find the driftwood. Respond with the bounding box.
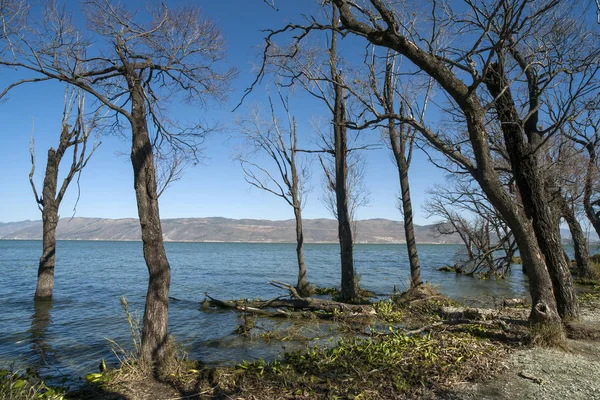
[439,306,497,321]
[202,280,375,316]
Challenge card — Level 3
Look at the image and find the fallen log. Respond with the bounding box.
[202,293,374,315]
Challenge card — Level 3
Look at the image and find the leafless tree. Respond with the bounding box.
[566,107,600,240]
[1,0,235,373]
[543,134,596,279]
[319,0,600,327]
[379,51,425,288]
[29,88,100,300]
[236,94,311,296]
[424,179,516,278]
[256,4,363,301]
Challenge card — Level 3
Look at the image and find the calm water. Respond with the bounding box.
[0,240,536,384]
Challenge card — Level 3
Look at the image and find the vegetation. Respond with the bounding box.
[1,0,600,397]
[0,369,66,400]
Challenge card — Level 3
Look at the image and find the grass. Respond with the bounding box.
[0,369,66,400]
[194,330,505,399]
[529,322,567,349]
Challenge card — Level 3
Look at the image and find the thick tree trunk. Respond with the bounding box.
[35,149,60,300]
[485,63,578,320]
[293,205,309,296]
[35,206,58,300]
[130,83,171,374]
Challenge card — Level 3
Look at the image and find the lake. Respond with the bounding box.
[0,240,563,385]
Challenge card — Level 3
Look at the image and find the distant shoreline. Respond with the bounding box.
[0,238,463,245]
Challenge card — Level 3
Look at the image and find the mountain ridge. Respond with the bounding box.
[0,217,463,244]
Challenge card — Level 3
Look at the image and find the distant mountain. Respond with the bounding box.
[0,217,465,244]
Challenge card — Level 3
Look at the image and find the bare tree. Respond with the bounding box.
[380,52,424,289]
[566,108,600,239]
[320,0,600,327]
[425,179,516,278]
[257,4,362,301]
[1,0,235,373]
[236,94,311,296]
[29,89,100,300]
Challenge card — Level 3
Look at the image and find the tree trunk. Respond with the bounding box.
[34,148,60,300]
[330,5,356,302]
[385,62,422,289]
[333,75,357,301]
[293,205,309,296]
[35,206,58,300]
[130,82,171,374]
[560,198,593,279]
[399,167,422,287]
[485,63,579,320]
[583,143,600,238]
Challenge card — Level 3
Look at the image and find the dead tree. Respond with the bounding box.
[30,89,100,300]
[236,94,311,296]
[1,1,235,373]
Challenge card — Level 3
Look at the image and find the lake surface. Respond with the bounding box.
[0,240,572,385]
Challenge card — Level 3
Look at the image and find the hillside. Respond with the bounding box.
[0,217,464,244]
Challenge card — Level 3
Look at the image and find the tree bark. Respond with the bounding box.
[333,73,357,301]
[35,204,58,300]
[34,148,60,300]
[485,63,579,320]
[293,205,309,296]
[129,81,171,374]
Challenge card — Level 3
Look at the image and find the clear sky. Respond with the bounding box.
[0,0,449,225]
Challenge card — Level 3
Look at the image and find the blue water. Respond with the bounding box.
[0,240,536,384]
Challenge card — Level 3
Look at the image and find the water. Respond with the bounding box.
[0,240,533,384]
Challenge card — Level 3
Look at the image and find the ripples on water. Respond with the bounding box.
[0,239,558,385]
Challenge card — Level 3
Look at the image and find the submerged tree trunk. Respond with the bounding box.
[130,82,171,374]
[34,147,60,299]
[293,205,309,296]
[35,204,58,299]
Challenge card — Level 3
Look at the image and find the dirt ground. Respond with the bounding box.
[450,300,600,400]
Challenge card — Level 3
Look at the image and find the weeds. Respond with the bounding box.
[226,330,503,399]
[529,321,567,348]
[0,369,66,400]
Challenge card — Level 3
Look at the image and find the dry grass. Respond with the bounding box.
[529,321,567,349]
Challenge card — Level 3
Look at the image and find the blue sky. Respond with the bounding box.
[0,0,449,225]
